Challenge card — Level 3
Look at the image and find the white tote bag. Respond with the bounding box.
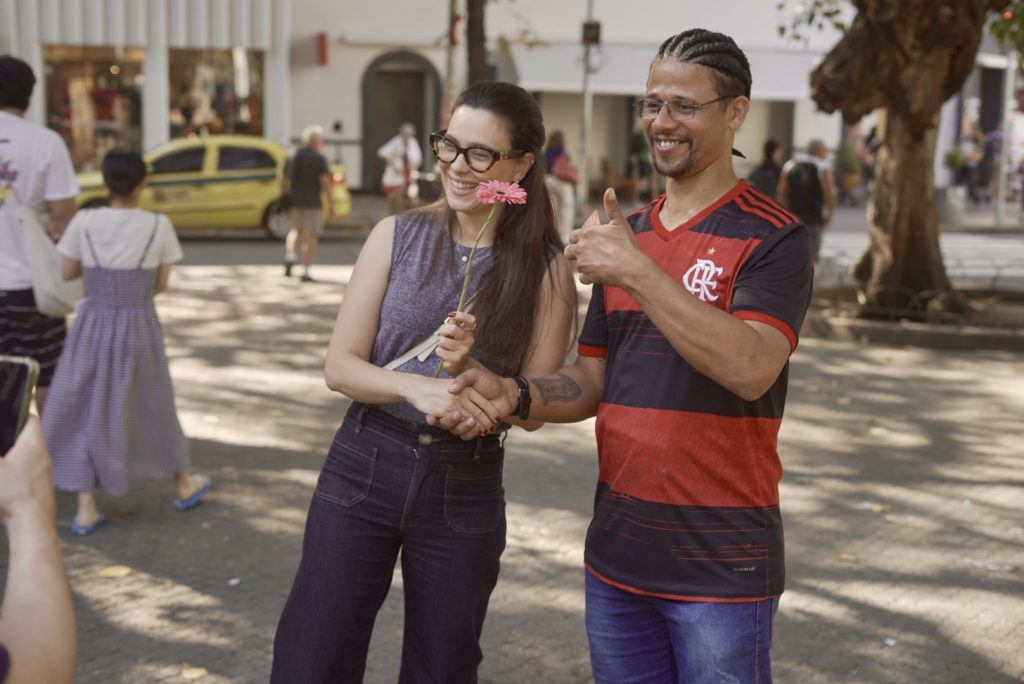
[10,188,83,317]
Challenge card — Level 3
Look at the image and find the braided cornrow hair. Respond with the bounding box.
[655,29,751,100]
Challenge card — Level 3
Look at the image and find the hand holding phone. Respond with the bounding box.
[0,355,40,456]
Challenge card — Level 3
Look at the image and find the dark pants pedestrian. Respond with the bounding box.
[271,404,507,683]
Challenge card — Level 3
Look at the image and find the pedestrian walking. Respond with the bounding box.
[0,55,79,415]
[281,124,335,282]
[747,138,783,199]
[271,81,575,683]
[42,150,210,536]
[442,28,813,683]
[544,129,578,239]
[629,123,659,200]
[778,139,836,261]
[378,122,424,216]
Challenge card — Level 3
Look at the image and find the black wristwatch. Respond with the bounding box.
[512,375,531,420]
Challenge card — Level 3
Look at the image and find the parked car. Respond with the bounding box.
[75,134,351,239]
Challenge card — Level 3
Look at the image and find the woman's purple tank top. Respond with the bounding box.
[370,210,517,425]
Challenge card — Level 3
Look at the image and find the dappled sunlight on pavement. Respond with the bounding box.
[0,263,1020,683]
[776,339,1023,683]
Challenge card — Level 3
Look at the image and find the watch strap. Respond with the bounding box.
[512,375,531,420]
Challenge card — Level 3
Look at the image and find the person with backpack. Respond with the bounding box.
[778,139,836,261]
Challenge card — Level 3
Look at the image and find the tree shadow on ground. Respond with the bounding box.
[2,266,1021,682]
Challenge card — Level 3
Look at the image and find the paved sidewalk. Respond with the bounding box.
[2,261,1022,683]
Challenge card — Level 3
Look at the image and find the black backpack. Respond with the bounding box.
[785,161,824,225]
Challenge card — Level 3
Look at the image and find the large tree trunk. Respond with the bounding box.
[466,0,487,85]
[851,111,960,317]
[810,0,1005,318]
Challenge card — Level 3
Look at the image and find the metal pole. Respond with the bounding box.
[443,0,457,127]
[578,0,595,222]
[996,55,1016,228]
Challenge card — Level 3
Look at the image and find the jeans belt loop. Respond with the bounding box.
[354,404,368,434]
[473,436,482,460]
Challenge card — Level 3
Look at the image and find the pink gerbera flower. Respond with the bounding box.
[432,179,529,377]
[475,180,528,205]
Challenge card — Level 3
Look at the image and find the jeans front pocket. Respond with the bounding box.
[315,437,378,508]
[443,460,505,534]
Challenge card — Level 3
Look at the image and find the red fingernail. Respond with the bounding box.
[496,416,502,422]
[447,311,457,317]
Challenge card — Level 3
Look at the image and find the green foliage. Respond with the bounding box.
[944,148,966,171]
[780,1,1024,56]
[776,0,847,42]
[989,1,1024,62]
[835,139,860,173]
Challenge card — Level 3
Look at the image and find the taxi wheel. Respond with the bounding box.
[262,201,291,240]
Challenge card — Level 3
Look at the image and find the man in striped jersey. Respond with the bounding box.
[443,28,812,683]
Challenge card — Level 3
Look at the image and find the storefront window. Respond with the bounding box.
[42,46,144,171]
[169,48,264,139]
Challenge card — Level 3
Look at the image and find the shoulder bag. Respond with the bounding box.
[10,187,83,317]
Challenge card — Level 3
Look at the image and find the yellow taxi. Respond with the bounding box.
[75,135,351,239]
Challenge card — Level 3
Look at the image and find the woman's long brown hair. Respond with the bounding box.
[426,81,572,370]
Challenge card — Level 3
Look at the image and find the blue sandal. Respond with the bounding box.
[70,515,106,536]
[174,475,212,511]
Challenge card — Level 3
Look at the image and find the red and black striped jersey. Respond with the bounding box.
[579,179,813,602]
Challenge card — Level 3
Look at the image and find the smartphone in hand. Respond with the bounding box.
[0,355,40,456]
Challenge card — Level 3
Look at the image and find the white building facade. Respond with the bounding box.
[5,1,1010,197]
[290,0,850,191]
[0,0,291,170]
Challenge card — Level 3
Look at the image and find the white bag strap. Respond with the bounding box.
[382,299,475,371]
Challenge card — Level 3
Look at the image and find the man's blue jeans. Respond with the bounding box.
[585,570,779,684]
[271,404,507,683]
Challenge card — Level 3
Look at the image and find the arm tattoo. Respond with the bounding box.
[534,373,582,406]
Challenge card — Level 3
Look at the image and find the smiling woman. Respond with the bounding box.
[270,81,577,684]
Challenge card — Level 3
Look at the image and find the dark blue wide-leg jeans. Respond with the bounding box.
[271,404,507,683]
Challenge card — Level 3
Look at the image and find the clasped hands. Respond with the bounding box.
[412,310,514,439]
[418,188,639,439]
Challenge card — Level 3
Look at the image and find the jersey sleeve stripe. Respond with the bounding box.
[741,190,799,225]
[578,343,608,357]
[734,193,784,229]
[733,310,798,350]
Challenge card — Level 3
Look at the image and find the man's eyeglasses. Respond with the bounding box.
[633,96,735,123]
[429,131,526,173]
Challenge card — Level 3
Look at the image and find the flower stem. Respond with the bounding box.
[433,204,498,377]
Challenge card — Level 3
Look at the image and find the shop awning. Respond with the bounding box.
[509,42,827,101]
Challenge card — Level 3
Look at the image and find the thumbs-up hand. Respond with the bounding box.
[565,188,644,287]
